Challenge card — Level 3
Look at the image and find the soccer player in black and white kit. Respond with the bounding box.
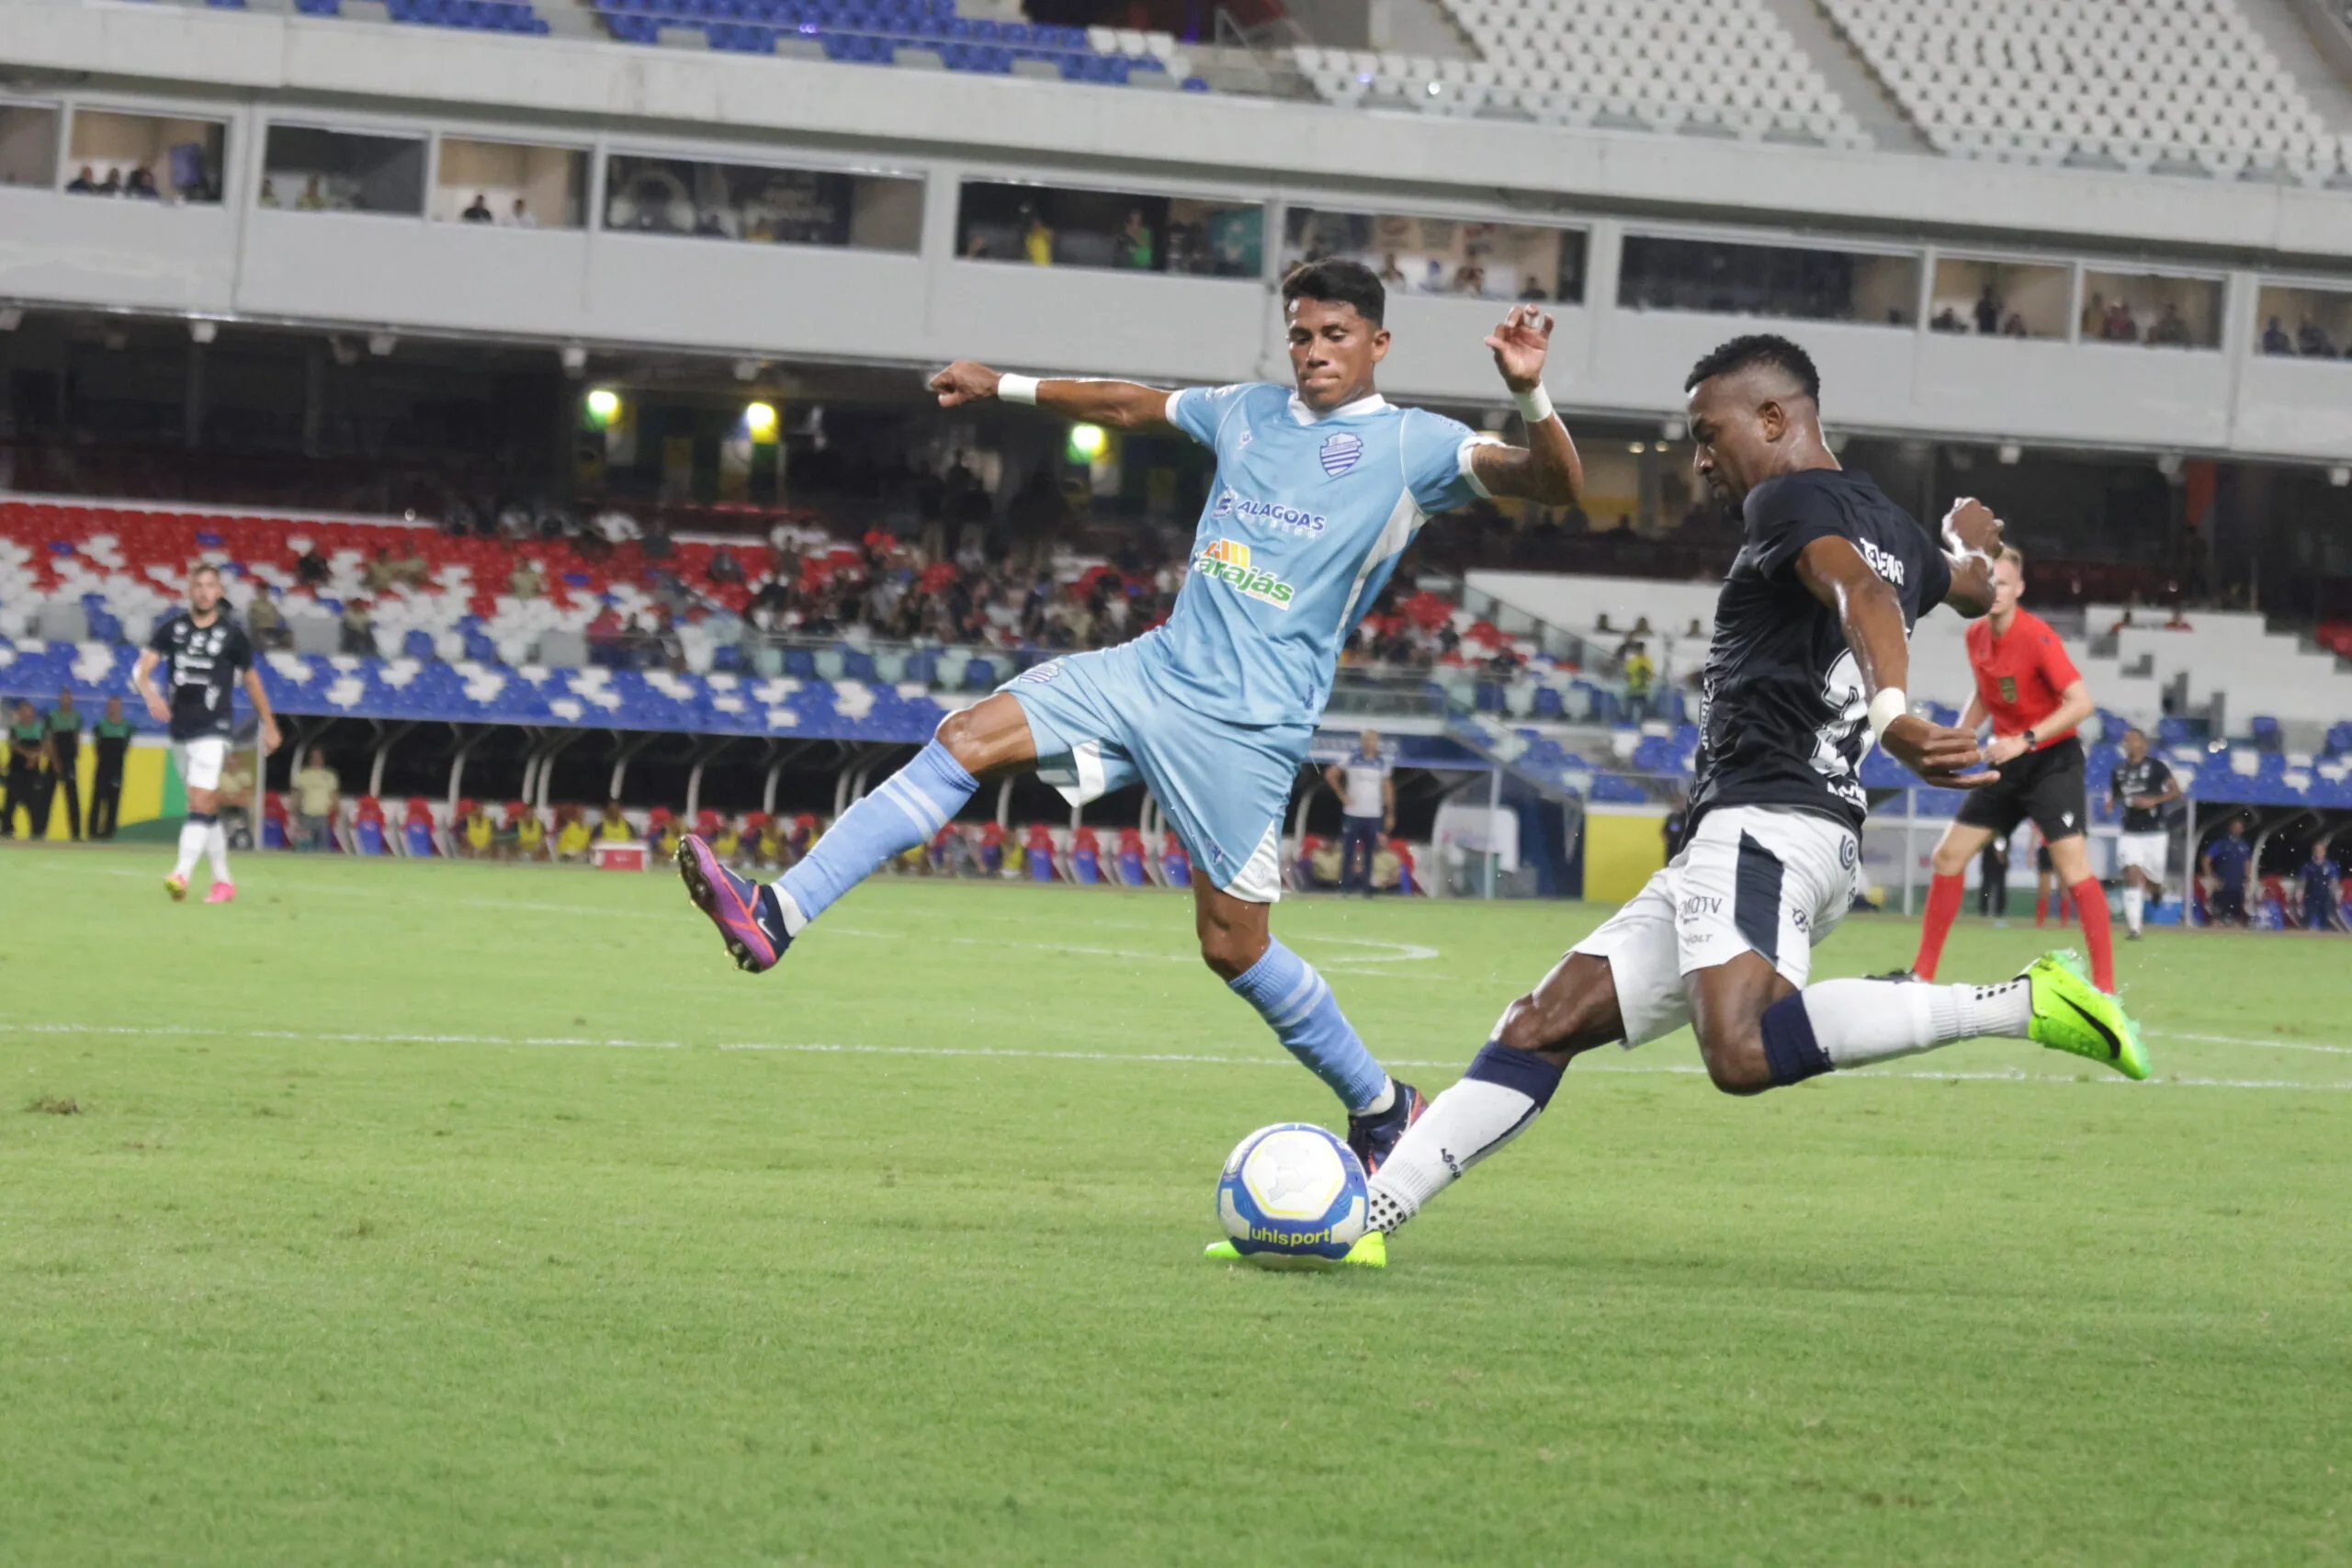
[132,563,279,902]
[1359,337,2149,1245]
[2109,726,2180,940]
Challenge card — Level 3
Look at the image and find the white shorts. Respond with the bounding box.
[174,736,229,793]
[1571,805,1861,1049]
[2116,830,2168,883]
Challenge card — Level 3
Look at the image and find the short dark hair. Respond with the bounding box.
[190,562,221,580]
[1282,258,1385,326]
[1684,333,1821,401]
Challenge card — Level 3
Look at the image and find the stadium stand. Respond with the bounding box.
[1818,0,2351,181]
[1290,0,1872,148]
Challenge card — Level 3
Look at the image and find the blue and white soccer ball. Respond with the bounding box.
[1216,1122,1368,1269]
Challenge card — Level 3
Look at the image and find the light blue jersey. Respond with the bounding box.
[1005,381,1490,902]
[1154,383,1493,728]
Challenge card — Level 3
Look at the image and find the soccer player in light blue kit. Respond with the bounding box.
[675,260,1584,1173]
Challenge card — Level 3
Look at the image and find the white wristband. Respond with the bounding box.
[996,373,1039,405]
[1867,687,1909,744]
[1512,384,1555,424]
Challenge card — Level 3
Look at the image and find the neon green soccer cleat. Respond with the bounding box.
[2023,949,2149,1080]
[1202,1233,1387,1269]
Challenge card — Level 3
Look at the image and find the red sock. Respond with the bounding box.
[2071,878,2114,991]
[1913,872,1965,981]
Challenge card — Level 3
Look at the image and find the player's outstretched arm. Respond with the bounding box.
[928,361,1173,431]
[1468,305,1582,505]
[1794,535,1996,790]
[242,666,281,756]
[1939,498,2002,616]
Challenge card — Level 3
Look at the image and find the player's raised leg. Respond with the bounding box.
[1193,874,1419,1168]
[676,695,1028,971]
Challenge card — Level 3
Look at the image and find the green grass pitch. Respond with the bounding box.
[4,844,2349,1566]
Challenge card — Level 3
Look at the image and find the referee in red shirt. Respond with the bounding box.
[1910,546,2113,989]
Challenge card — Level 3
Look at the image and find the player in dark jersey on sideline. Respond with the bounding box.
[132,563,279,902]
[1907,547,2112,987]
[2109,727,2180,940]
[1358,335,2148,1240]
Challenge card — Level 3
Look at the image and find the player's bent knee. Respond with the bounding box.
[1693,1024,1773,1096]
[1197,930,1263,982]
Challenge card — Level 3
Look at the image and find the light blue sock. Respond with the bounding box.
[1227,938,1388,1114]
[772,741,978,932]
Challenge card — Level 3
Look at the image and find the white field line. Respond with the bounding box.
[6,1021,2350,1092]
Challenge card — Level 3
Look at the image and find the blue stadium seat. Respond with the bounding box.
[783,647,818,679]
[1531,684,1564,719]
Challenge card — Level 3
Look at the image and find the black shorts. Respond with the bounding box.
[1956,736,2087,843]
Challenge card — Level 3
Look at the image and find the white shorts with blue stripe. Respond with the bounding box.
[1570,806,1861,1049]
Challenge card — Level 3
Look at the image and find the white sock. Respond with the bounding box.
[2123,886,2144,934]
[1795,976,2034,1070]
[1364,1044,1562,1232]
[172,818,209,880]
[206,821,231,884]
[1359,1076,1396,1117]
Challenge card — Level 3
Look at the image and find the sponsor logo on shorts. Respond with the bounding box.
[1838,837,1858,869]
[1679,895,1724,921]
[1791,908,1810,933]
[1193,539,1297,608]
[1211,489,1328,536]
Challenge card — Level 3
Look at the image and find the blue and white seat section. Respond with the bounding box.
[596,0,1193,84]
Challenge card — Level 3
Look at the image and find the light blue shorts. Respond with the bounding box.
[1002,639,1310,902]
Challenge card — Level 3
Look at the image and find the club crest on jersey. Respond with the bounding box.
[1319,433,1363,477]
[1193,539,1296,608]
[1999,676,2018,705]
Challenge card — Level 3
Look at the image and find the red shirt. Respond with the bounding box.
[1965,608,2081,747]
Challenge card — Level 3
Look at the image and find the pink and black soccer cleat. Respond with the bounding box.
[205,881,235,904]
[1347,1079,1428,1178]
[676,833,788,973]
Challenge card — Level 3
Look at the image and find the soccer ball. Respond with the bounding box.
[1216,1122,1368,1269]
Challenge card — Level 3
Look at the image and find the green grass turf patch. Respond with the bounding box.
[3,845,2348,1566]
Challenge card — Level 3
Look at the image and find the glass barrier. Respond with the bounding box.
[67,108,225,204]
[2255,284,2352,360]
[956,181,1263,276]
[0,102,61,189]
[1620,234,1919,326]
[1281,206,1587,304]
[2079,269,2222,349]
[604,154,922,251]
[262,124,427,217]
[434,139,587,230]
[1927,256,2071,340]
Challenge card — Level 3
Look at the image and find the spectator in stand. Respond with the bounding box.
[1930,305,1965,333]
[1119,209,1154,269]
[5,699,51,838]
[2001,311,2029,338]
[1377,253,1407,287]
[708,546,745,587]
[596,798,635,844]
[291,748,340,850]
[1621,639,1657,723]
[2262,315,2294,355]
[1973,281,2001,335]
[297,175,327,210]
[245,591,290,650]
[96,167,122,195]
[507,197,536,229]
[1022,204,1053,265]
[67,164,96,193]
[462,193,494,223]
[339,597,377,657]
[2147,302,2190,347]
[89,696,133,840]
[125,164,160,199]
[2104,300,2140,343]
[2200,817,2252,926]
[364,547,400,593]
[2295,840,2344,931]
[2298,318,2336,358]
[295,544,331,587]
[392,540,428,587]
[508,554,543,599]
[1326,730,1395,897]
[2079,291,2105,338]
[640,519,677,560]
